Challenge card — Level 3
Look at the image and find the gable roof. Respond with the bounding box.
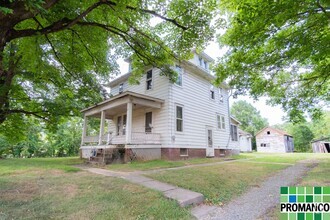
[256,126,292,137]
[238,128,252,136]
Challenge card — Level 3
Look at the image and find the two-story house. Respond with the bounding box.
[80,52,240,162]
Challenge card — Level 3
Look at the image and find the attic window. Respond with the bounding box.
[119,83,124,94]
[199,56,203,66]
[267,131,270,135]
[146,70,153,90]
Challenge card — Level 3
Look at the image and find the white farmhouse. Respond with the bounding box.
[80,52,240,162]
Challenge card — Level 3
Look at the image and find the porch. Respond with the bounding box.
[80,91,164,147]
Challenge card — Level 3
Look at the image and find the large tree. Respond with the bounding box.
[215,0,330,122]
[0,0,216,140]
[230,100,268,149]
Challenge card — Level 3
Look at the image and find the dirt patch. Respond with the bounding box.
[1,181,39,202]
[62,184,78,199]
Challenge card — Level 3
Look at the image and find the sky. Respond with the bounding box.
[117,41,287,126]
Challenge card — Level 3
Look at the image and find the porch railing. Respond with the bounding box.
[82,132,161,145]
[131,132,161,144]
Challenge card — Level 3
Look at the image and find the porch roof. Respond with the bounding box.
[81,91,164,117]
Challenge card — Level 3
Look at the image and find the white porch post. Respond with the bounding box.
[81,115,87,145]
[98,111,105,145]
[126,101,133,144]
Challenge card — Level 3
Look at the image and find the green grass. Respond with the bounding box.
[146,161,288,205]
[0,158,192,219]
[0,157,83,175]
[240,152,330,164]
[299,158,330,186]
[106,157,228,172]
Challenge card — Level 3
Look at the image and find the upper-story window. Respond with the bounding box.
[175,65,183,86]
[210,86,215,99]
[198,56,208,70]
[146,70,153,90]
[204,60,208,69]
[217,114,226,130]
[119,83,124,94]
[219,88,224,103]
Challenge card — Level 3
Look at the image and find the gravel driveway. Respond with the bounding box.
[193,160,318,220]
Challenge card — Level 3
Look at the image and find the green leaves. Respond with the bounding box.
[216,0,330,122]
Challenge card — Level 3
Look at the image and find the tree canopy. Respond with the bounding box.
[215,0,330,122]
[0,0,217,141]
[230,100,268,149]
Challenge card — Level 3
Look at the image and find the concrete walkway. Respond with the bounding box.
[192,160,318,220]
[82,167,204,207]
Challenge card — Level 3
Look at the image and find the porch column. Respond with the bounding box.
[81,115,87,145]
[126,101,133,144]
[98,110,105,145]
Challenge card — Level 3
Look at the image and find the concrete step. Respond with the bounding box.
[164,188,204,207]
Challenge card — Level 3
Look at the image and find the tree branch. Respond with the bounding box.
[6,109,49,121]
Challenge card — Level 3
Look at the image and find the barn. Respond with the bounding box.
[256,127,294,153]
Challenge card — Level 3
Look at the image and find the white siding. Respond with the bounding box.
[110,69,171,144]
[256,131,287,153]
[167,64,233,150]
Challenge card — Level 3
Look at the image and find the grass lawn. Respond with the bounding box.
[106,157,230,172]
[146,161,288,205]
[0,157,192,219]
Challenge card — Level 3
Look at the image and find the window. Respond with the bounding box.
[119,83,124,94]
[199,57,203,66]
[145,112,152,133]
[230,124,238,141]
[219,88,224,103]
[175,65,183,86]
[122,115,127,135]
[267,131,270,135]
[180,148,188,156]
[146,70,152,90]
[260,143,270,147]
[176,106,183,132]
[117,116,121,135]
[217,114,226,130]
[210,86,215,99]
[204,60,208,69]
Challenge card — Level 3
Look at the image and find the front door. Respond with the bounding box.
[145,112,152,133]
[206,128,214,157]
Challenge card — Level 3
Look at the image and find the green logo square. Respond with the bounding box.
[298,195,305,203]
[289,187,297,194]
[314,213,321,220]
[298,187,305,195]
[281,195,288,203]
[306,213,313,220]
[323,195,330,202]
[314,187,322,194]
[306,187,313,194]
[323,213,330,220]
[281,187,288,194]
[314,195,322,202]
[306,195,313,203]
[324,187,330,195]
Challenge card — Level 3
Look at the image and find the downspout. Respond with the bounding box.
[225,89,233,149]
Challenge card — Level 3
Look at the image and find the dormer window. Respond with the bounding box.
[119,83,124,94]
[175,65,183,86]
[146,70,152,90]
[199,57,203,66]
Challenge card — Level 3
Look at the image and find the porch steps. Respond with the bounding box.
[88,148,125,165]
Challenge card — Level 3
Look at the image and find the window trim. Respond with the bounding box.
[146,69,153,91]
[175,104,184,133]
[219,88,224,103]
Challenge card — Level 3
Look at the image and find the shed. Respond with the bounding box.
[311,137,330,153]
[256,127,294,153]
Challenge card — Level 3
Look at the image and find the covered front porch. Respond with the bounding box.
[80,91,164,148]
